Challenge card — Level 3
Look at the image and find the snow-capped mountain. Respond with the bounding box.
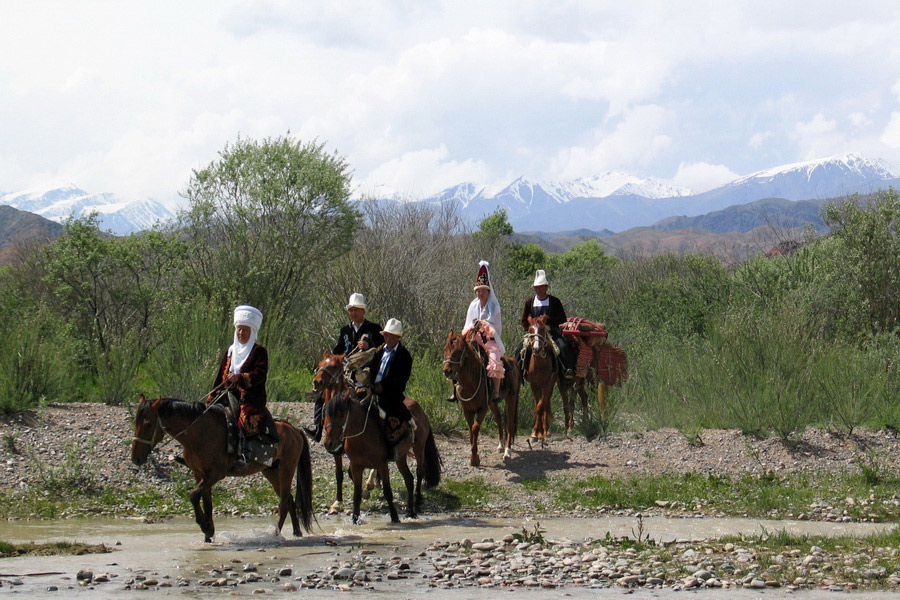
[682,153,897,216]
[0,184,178,235]
[417,172,691,231]
[396,154,898,232]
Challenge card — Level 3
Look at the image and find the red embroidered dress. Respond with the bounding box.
[209,344,269,436]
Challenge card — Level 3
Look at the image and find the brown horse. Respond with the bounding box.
[442,330,519,466]
[131,395,313,542]
[312,352,350,513]
[522,315,575,440]
[321,392,441,523]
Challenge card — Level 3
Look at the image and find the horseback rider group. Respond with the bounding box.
[214,263,576,469]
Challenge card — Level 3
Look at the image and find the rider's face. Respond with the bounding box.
[534,285,549,300]
[475,288,490,304]
[348,307,365,324]
[235,325,252,344]
[383,332,400,348]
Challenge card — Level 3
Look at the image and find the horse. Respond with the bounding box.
[442,329,520,466]
[321,391,441,523]
[130,395,313,542]
[522,314,575,440]
[312,352,351,514]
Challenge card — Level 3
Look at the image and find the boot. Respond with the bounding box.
[489,377,502,405]
[231,428,248,473]
[305,396,324,442]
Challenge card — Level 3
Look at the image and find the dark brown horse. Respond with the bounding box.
[321,392,441,523]
[522,315,574,440]
[442,330,519,466]
[131,395,313,542]
[312,352,350,514]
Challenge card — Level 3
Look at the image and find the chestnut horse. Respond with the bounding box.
[131,395,313,542]
[312,352,350,513]
[442,329,520,466]
[322,392,441,523]
[522,315,575,440]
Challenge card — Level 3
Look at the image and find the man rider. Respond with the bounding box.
[366,318,415,461]
[519,269,574,379]
[308,293,383,442]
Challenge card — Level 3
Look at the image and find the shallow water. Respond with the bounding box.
[0,514,893,598]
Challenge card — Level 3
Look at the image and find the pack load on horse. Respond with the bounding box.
[321,318,442,523]
[443,260,520,465]
[308,293,382,442]
[561,317,628,430]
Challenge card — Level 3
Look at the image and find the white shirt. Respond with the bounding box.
[532,296,550,309]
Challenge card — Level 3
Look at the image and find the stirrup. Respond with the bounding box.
[231,456,249,473]
[444,394,457,403]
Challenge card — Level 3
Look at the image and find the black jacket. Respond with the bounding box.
[521,295,567,334]
[333,320,384,355]
[367,342,413,419]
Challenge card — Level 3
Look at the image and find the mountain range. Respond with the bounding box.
[409,153,898,232]
[0,184,177,236]
[0,153,896,236]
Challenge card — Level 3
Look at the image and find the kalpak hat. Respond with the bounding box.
[381,318,403,337]
[346,293,367,310]
[533,269,549,287]
[474,261,491,291]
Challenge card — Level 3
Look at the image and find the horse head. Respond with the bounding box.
[131,394,165,466]
[527,315,551,353]
[442,329,467,381]
[321,390,351,455]
[313,352,345,394]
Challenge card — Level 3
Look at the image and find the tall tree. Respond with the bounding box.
[181,136,359,321]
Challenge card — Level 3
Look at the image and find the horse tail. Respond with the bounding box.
[295,429,314,533]
[423,429,442,489]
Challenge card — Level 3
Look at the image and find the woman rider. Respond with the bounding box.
[448,260,505,404]
[208,305,270,472]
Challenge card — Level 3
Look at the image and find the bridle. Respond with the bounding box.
[132,383,226,451]
[524,322,551,358]
[442,335,485,403]
[323,395,373,447]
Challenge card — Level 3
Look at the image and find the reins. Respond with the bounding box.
[446,337,487,403]
[132,381,229,451]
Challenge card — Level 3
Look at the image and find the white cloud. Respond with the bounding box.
[881,113,900,149]
[748,131,773,149]
[549,105,674,180]
[355,145,493,198]
[671,162,740,193]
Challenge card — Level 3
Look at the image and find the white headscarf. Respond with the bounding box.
[463,260,504,353]
[229,305,262,373]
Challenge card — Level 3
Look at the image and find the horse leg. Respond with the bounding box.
[396,454,416,519]
[560,381,573,436]
[263,467,296,536]
[329,455,344,514]
[350,463,365,525]
[598,381,609,434]
[378,463,400,523]
[529,382,541,440]
[201,485,215,542]
[463,410,479,467]
[363,469,380,500]
[488,400,504,454]
[188,482,210,542]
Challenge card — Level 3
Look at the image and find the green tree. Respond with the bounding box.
[476,208,514,238]
[181,135,359,320]
[823,189,899,333]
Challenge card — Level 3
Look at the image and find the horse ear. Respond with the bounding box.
[138,393,146,403]
[323,349,328,358]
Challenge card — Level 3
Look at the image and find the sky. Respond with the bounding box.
[1,0,899,203]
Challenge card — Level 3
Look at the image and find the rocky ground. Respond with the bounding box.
[0,402,898,515]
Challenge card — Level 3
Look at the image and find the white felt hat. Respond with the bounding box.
[381,318,403,337]
[346,293,367,310]
[532,269,549,287]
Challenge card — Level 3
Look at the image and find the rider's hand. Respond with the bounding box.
[357,340,369,350]
[226,373,242,384]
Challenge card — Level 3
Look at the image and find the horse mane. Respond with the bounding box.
[529,314,550,328]
[157,398,208,419]
[324,390,351,420]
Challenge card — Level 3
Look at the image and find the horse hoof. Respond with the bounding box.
[470,455,480,467]
[361,489,370,500]
[204,536,213,543]
[503,448,511,460]
[496,443,504,453]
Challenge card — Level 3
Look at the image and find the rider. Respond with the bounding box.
[446,260,505,405]
[208,305,274,473]
[366,318,415,461]
[308,293,383,442]
[519,270,574,379]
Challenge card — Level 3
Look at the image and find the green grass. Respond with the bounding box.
[530,471,900,522]
[0,540,109,557]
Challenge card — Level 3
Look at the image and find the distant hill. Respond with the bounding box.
[0,204,63,250]
[512,228,614,252]
[651,197,830,234]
